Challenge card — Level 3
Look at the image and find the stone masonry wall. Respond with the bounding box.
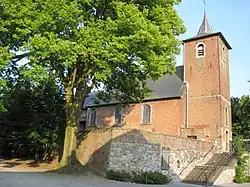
[108,142,161,173]
[106,128,215,182]
[213,167,235,185]
[163,148,214,181]
[76,128,215,181]
[111,128,214,152]
[93,98,183,137]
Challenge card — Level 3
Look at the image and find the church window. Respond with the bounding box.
[195,42,206,58]
[87,108,96,126]
[115,106,124,126]
[142,104,151,124]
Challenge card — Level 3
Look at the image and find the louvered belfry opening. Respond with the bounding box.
[197,44,205,56]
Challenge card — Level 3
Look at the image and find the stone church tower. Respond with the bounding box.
[182,11,232,152]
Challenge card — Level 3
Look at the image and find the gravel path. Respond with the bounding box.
[0,171,249,187]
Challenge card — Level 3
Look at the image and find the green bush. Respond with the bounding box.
[106,170,133,182]
[106,170,171,184]
[246,176,250,182]
[233,136,249,183]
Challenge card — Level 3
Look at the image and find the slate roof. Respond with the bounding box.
[83,66,184,108]
[197,10,213,36]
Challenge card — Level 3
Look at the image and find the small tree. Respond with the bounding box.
[233,136,249,183]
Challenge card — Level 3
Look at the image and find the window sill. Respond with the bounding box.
[86,126,97,130]
[140,123,151,125]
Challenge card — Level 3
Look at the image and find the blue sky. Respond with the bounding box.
[175,0,250,97]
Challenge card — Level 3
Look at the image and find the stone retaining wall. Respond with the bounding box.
[106,128,215,182]
[111,128,214,152]
[213,167,235,185]
[108,142,161,172]
[77,128,215,181]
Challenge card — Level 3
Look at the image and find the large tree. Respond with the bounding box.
[0,0,185,166]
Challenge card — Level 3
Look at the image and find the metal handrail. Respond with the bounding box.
[180,144,215,178]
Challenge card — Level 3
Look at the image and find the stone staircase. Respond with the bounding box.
[182,152,235,185]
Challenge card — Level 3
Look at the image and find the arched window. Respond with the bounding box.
[142,104,151,124]
[87,108,96,126]
[115,106,124,126]
[196,43,206,58]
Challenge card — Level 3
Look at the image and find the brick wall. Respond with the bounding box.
[183,35,232,152]
[93,98,183,136]
[84,33,232,154]
[184,36,220,97]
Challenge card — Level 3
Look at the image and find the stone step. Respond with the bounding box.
[183,152,235,185]
[205,152,234,166]
[184,165,216,182]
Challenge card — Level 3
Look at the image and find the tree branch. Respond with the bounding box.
[11,52,32,63]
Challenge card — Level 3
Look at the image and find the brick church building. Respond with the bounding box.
[82,11,232,153]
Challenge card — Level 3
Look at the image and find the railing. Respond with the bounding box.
[179,155,198,176]
[179,144,215,177]
[203,144,215,159]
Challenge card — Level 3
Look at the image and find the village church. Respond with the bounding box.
[81,10,232,153]
[75,8,236,184]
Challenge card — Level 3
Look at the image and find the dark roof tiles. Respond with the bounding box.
[84,66,184,107]
[197,11,213,36]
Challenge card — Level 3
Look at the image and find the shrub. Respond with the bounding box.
[233,136,249,183]
[106,170,133,182]
[246,176,250,182]
[106,170,171,184]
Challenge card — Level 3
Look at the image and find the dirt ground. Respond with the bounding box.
[0,159,57,172]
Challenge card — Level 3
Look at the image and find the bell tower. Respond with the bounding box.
[182,6,232,152]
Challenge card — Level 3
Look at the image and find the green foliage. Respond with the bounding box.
[246,176,250,182]
[0,0,185,104]
[233,136,249,183]
[231,96,250,139]
[0,75,65,160]
[106,170,133,182]
[106,170,171,184]
[0,0,185,163]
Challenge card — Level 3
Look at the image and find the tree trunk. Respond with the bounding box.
[58,87,79,167]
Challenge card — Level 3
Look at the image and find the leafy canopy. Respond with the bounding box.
[231,95,250,139]
[0,0,185,105]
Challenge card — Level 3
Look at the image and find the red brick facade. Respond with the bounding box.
[84,34,232,153]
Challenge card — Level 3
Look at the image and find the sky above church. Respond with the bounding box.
[175,0,250,97]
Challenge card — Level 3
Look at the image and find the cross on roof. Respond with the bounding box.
[197,0,213,36]
[203,0,206,14]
